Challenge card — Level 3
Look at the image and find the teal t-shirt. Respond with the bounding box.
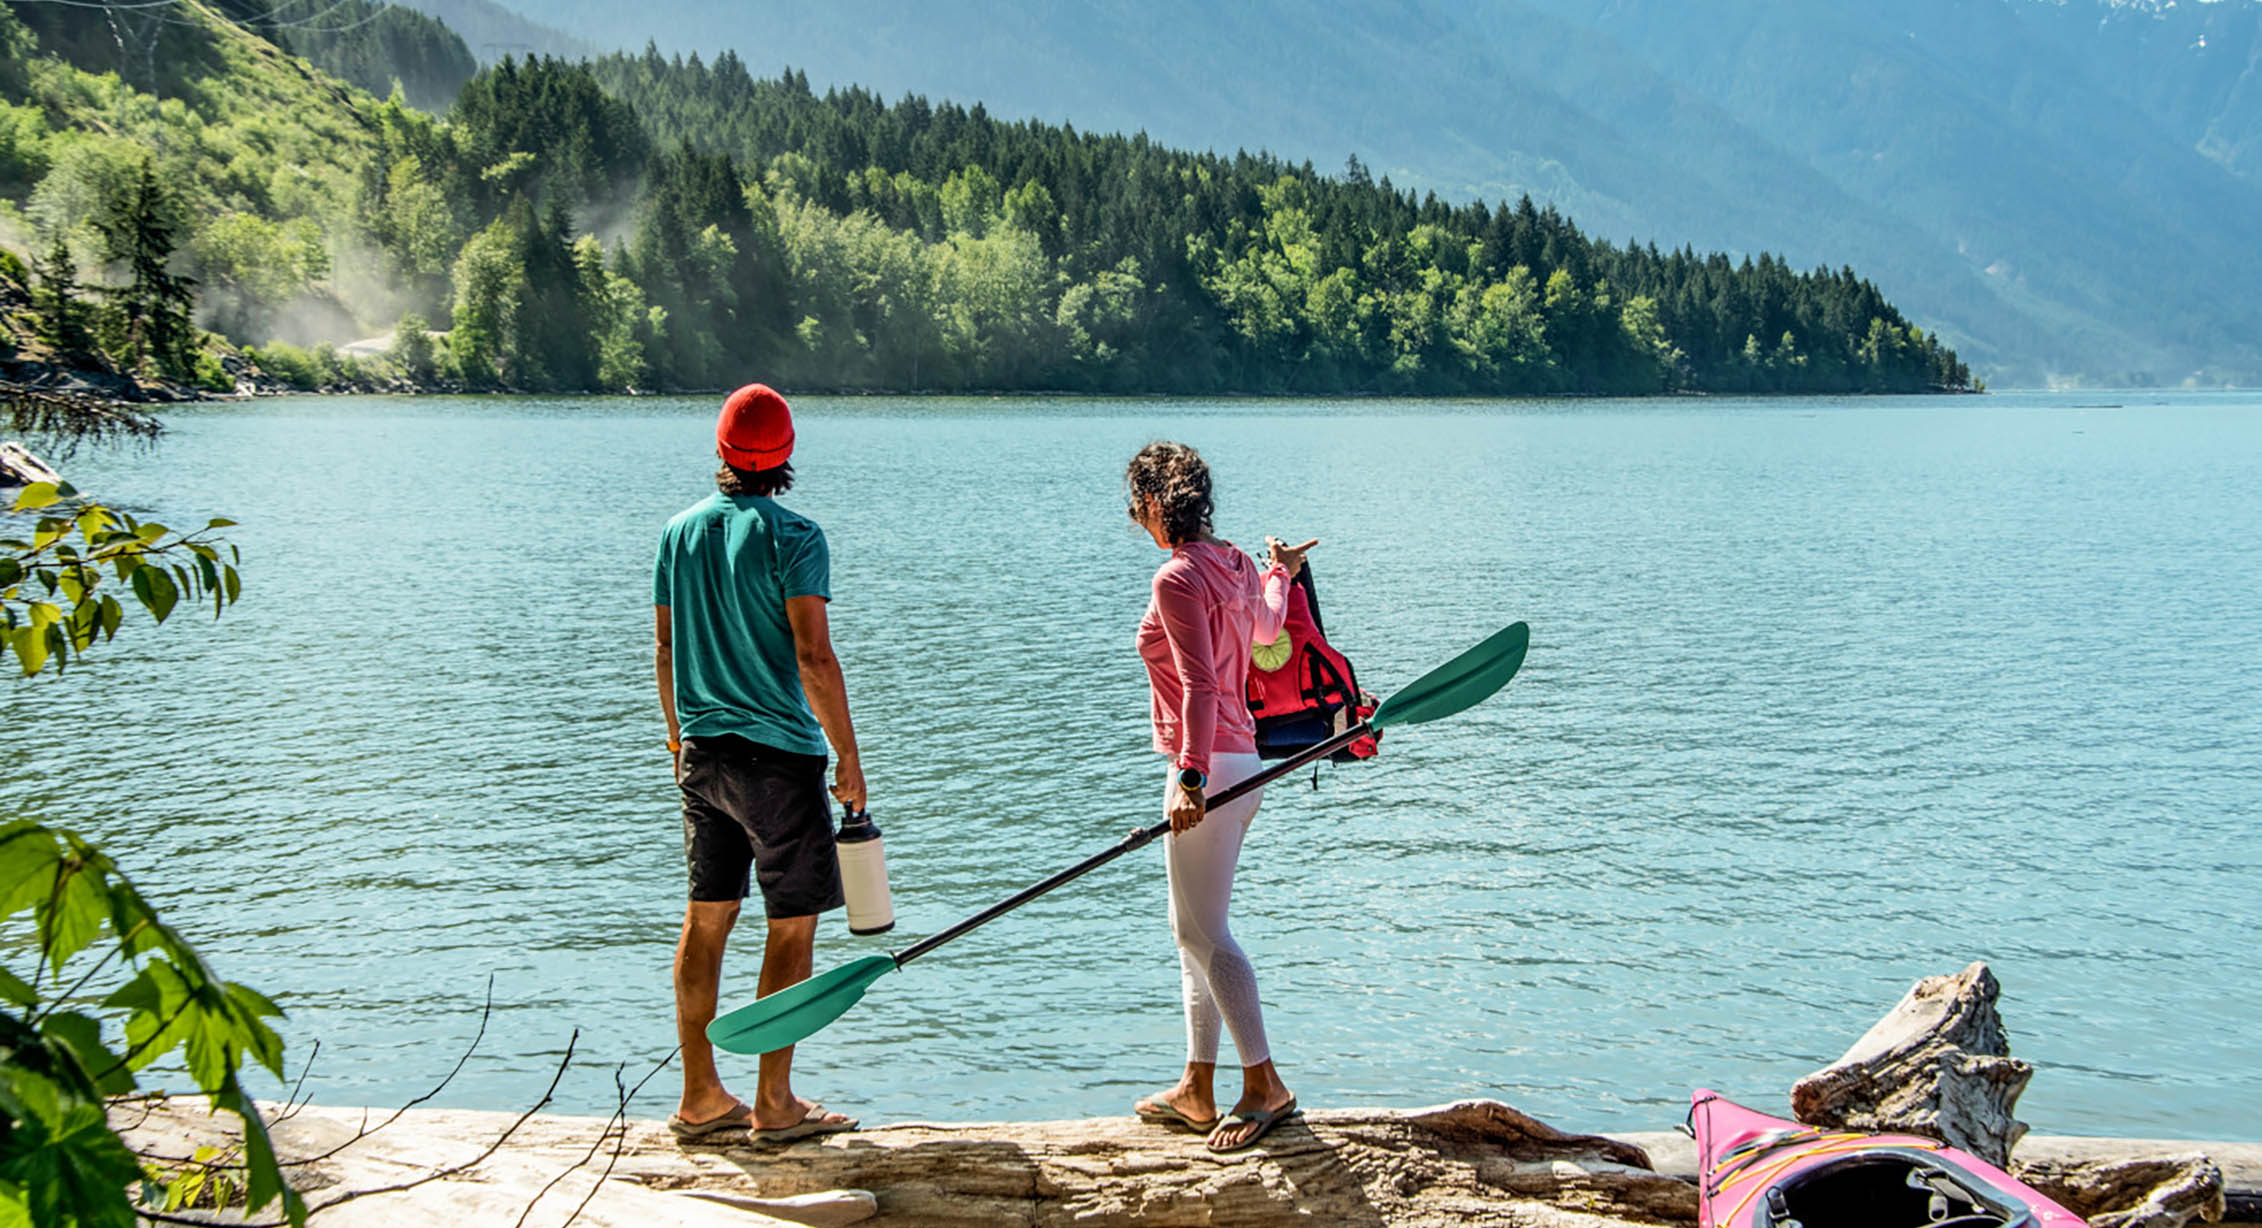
[654,493,831,755]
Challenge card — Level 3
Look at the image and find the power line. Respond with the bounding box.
[9,0,413,34]
[7,0,185,11]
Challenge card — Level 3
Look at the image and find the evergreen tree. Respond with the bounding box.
[93,159,197,377]
[32,237,88,359]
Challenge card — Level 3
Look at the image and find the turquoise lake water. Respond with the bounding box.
[4,391,2257,1138]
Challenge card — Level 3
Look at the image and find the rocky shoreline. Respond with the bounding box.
[101,964,2255,1226]
[111,1094,2259,1228]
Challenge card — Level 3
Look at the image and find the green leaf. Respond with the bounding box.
[221,565,240,604]
[40,857,110,974]
[100,966,163,1018]
[65,598,99,652]
[9,482,62,512]
[0,557,20,587]
[97,595,122,640]
[130,566,178,624]
[4,1073,145,1228]
[41,1012,137,1097]
[0,966,36,1008]
[226,982,284,1019]
[204,517,236,529]
[213,1078,306,1226]
[11,624,50,675]
[0,1184,33,1228]
[0,823,66,916]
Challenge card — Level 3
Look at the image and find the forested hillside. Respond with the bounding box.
[268,0,478,111]
[0,0,1969,396]
[504,0,2262,386]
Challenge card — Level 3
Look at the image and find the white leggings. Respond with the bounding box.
[1164,751,1271,1068]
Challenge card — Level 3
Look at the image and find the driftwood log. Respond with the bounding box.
[1789,960,2033,1166]
[117,1095,2262,1226]
[679,1099,1695,1227]
[2015,1150,2229,1228]
[0,440,61,487]
[116,1097,1694,1227]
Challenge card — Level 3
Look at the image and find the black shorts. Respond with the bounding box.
[679,734,844,917]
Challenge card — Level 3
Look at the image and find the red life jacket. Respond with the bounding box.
[1245,566,1380,762]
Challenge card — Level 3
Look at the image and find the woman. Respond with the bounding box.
[1123,441,1317,1153]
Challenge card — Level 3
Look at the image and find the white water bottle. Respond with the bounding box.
[836,805,895,936]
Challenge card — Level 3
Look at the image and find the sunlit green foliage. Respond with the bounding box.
[0,482,241,677]
[241,340,369,391]
[585,49,1971,394]
[450,56,649,215]
[0,481,294,1226]
[0,1,1969,395]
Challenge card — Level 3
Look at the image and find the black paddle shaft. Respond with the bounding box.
[891,721,1373,967]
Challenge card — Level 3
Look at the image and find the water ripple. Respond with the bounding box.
[1,391,2256,1137]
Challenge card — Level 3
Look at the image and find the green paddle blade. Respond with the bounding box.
[1369,621,1529,730]
[708,954,897,1055]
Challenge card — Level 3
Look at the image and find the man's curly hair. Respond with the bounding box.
[717,461,794,496]
[1124,441,1213,546]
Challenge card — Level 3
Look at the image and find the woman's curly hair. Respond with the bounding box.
[1125,441,1213,547]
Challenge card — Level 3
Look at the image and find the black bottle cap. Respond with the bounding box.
[837,804,881,843]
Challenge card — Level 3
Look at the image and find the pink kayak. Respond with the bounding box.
[1690,1090,2089,1228]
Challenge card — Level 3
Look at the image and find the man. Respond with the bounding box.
[655,383,862,1142]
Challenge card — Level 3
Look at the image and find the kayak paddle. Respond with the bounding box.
[706,619,1531,1055]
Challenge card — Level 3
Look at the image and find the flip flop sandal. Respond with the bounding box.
[1135,1092,1222,1133]
[667,1102,754,1141]
[750,1104,859,1145]
[1206,1097,1300,1154]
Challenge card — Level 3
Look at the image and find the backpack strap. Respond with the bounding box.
[1294,562,1326,638]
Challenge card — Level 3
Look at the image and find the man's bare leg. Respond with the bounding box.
[675,899,746,1123]
[750,913,851,1129]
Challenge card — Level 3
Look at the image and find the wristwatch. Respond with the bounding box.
[1176,767,1206,794]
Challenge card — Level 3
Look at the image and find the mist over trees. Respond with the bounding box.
[0,2,1969,396]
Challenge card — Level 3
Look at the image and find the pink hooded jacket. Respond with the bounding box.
[1136,541,1291,775]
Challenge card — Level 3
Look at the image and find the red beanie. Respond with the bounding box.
[716,384,794,469]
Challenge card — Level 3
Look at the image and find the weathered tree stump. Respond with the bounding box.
[1789,960,2033,1167]
[2014,1152,2228,1228]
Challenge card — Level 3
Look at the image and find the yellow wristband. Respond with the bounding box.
[666,739,682,753]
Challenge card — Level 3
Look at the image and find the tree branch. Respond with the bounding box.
[516,1046,679,1228]
[134,1207,284,1228]
[270,1037,322,1123]
[278,974,492,1166]
[305,1029,578,1217]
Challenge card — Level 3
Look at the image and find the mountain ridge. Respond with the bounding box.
[470,0,2262,384]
